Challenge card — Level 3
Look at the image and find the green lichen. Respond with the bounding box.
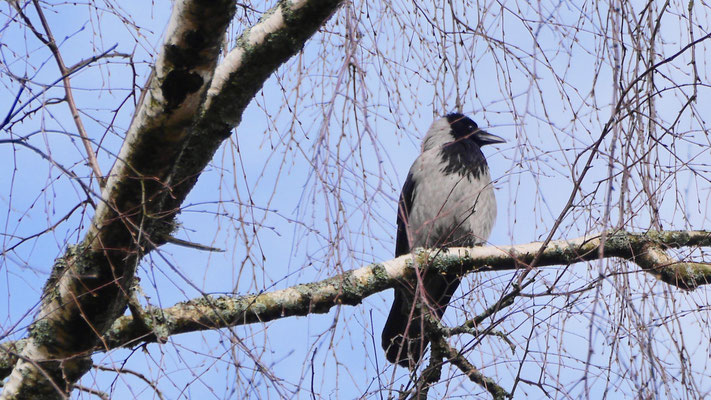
[240,293,270,317]
[370,263,390,285]
[67,242,99,277]
[235,27,255,53]
[603,231,636,255]
[659,261,711,290]
[193,294,216,307]
[28,320,58,348]
[44,252,68,296]
[659,230,691,248]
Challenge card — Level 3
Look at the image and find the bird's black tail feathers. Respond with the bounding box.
[381,275,461,368]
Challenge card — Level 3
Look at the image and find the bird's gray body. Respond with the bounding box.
[408,118,497,250]
[382,114,502,368]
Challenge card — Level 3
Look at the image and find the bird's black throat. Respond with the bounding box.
[439,139,488,180]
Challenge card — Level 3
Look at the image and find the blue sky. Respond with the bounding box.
[1,0,710,398]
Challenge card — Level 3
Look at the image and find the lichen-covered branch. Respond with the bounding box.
[95,229,711,341]
[162,0,346,210]
[1,0,345,397]
[438,338,511,400]
[1,230,707,382]
[422,310,511,399]
[1,2,236,397]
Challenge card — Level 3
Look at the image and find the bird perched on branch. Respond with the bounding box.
[382,113,505,368]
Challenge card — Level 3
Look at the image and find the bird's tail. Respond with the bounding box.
[382,288,426,367]
[381,276,461,368]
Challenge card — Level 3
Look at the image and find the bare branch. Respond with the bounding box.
[13,0,106,188]
[520,31,711,284]
[93,365,165,400]
[2,230,707,381]
[100,230,709,344]
[438,337,511,400]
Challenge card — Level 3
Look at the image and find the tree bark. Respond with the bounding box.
[0,0,344,397]
[1,230,708,382]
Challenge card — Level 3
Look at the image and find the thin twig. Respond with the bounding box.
[74,385,110,400]
[94,365,166,400]
[439,338,511,399]
[12,1,107,188]
[422,314,511,399]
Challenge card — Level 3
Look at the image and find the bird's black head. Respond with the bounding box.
[446,113,506,147]
[446,113,479,139]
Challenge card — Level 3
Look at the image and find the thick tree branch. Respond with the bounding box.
[159,0,345,213]
[2,0,347,397]
[1,230,707,381]
[1,1,236,397]
[96,229,711,339]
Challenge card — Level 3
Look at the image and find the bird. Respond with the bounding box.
[381,112,505,368]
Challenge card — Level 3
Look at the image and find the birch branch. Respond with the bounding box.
[1,1,236,397]
[2,0,346,396]
[103,229,711,344]
[1,230,708,381]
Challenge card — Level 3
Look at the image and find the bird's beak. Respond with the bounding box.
[475,130,507,145]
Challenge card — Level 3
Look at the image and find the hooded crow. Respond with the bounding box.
[382,113,505,368]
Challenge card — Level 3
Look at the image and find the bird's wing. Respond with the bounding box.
[395,171,416,257]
